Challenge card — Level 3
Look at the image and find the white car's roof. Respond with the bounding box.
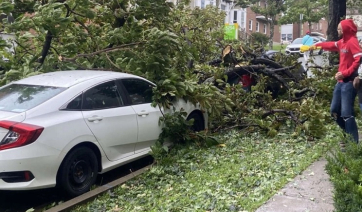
[14,70,138,87]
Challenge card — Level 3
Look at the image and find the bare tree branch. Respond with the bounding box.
[59,42,145,62]
[73,17,91,34]
[37,30,53,65]
[105,53,125,72]
[64,3,86,18]
[261,109,302,124]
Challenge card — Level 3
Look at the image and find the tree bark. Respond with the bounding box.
[37,30,52,65]
[269,19,275,49]
[308,21,311,32]
[327,0,346,41]
[327,0,346,64]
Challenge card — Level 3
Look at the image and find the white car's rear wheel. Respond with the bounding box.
[58,147,98,197]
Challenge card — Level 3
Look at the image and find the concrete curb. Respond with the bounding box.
[45,164,152,212]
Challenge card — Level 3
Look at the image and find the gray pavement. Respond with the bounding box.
[255,54,336,212]
[255,158,334,212]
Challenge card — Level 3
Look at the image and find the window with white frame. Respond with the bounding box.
[233,11,238,23]
[256,22,259,32]
[241,11,245,27]
[263,24,267,34]
[249,20,253,30]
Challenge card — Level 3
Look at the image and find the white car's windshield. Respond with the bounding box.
[0,84,66,112]
[292,38,303,44]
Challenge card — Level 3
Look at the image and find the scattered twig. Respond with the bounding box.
[213,123,268,133]
[261,109,302,124]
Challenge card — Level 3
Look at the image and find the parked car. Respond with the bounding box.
[0,70,207,197]
[358,36,362,48]
[285,37,323,56]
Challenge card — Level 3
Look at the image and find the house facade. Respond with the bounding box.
[167,0,329,42]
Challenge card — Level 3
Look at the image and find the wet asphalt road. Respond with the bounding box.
[0,155,154,212]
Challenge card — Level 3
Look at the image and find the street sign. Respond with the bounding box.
[224,23,238,40]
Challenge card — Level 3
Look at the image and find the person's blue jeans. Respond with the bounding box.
[331,81,359,143]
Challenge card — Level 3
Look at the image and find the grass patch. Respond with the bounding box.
[265,44,286,53]
[72,131,333,212]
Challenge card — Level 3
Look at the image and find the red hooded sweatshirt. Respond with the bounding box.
[315,19,362,81]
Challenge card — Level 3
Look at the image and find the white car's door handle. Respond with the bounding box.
[87,116,103,122]
[137,110,149,116]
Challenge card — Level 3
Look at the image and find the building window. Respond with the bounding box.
[201,0,205,8]
[281,34,286,41]
[240,11,245,28]
[221,4,226,10]
[263,24,267,34]
[258,1,261,6]
[319,23,322,30]
[233,11,238,23]
[249,20,253,30]
[256,22,259,32]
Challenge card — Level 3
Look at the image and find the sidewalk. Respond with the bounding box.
[255,158,334,212]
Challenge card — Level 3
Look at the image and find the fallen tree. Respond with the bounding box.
[0,0,336,142]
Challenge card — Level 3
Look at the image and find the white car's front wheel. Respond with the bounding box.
[187,112,205,132]
[57,147,98,197]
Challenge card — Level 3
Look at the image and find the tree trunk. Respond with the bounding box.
[327,0,346,41]
[308,21,311,32]
[269,18,275,50]
[327,0,346,64]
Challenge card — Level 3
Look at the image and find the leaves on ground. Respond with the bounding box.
[73,131,330,212]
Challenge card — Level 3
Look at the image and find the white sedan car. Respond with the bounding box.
[285,37,323,56]
[0,70,207,197]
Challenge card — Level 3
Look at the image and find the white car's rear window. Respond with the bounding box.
[0,84,66,112]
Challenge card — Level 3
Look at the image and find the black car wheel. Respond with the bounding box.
[58,147,98,197]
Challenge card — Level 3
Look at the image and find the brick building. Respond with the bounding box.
[243,2,280,43]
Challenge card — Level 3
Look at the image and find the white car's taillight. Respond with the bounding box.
[0,121,44,151]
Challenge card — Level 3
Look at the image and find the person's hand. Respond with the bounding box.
[309,45,316,51]
[353,76,361,89]
[335,72,344,80]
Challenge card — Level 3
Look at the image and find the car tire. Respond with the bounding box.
[58,147,98,197]
[187,112,205,132]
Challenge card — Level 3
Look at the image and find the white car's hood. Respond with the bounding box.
[287,44,302,48]
[0,111,26,122]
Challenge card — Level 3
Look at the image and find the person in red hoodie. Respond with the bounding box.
[310,19,362,144]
